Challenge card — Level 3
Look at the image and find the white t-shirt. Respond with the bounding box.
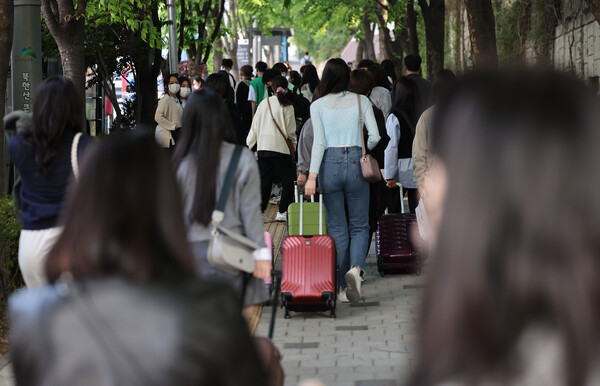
[248,86,257,102]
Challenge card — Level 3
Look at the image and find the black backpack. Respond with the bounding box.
[291,93,311,137]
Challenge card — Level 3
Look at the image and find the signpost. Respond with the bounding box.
[237,38,250,67]
[11,0,42,114]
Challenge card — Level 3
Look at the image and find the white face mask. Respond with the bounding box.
[168,83,180,94]
[180,87,191,98]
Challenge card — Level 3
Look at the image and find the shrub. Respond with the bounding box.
[0,196,23,303]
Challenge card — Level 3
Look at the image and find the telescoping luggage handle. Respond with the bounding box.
[293,182,324,236]
[385,183,405,214]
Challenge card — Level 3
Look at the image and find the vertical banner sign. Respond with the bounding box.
[237,38,250,67]
[282,36,288,63]
[12,0,42,113]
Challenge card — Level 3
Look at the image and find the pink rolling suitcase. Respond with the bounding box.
[281,189,336,318]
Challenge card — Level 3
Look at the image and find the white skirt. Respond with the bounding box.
[19,227,62,288]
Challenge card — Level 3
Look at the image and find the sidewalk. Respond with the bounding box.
[255,241,425,386]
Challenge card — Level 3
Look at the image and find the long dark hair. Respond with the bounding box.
[390,76,419,125]
[313,58,349,101]
[25,76,84,174]
[271,76,293,107]
[46,134,195,283]
[172,89,237,226]
[381,59,397,84]
[300,64,320,93]
[410,71,600,386]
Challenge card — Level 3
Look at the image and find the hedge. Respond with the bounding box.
[0,196,23,304]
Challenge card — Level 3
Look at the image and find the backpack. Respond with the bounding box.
[291,93,311,137]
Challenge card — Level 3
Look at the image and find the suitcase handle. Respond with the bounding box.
[384,183,404,214]
[293,182,325,235]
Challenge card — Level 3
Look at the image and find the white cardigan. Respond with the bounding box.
[246,95,296,154]
[154,95,183,148]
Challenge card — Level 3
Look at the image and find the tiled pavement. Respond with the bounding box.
[254,240,425,386]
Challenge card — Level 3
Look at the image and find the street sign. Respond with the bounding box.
[237,40,251,67]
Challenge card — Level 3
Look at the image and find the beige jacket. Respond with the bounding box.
[412,105,435,186]
[155,95,183,148]
[246,95,296,154]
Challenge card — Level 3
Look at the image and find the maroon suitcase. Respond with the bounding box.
[375,186,422,276]
[281,190,336,318]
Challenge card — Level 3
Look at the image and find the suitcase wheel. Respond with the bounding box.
[379,271,385,278]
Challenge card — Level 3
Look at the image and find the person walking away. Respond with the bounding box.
[384,77,420,214]
[348,69,391,254]
[412,69,456,195]
[7,76,94,288]
[174,90,271,323]
[205,73,245,146]
[179,77,192,108]
[408,70,600,386]
[155,73,183,150]
[220,58,236,90]
[304,58,380,304]
[367,64,392,118]
[247,76,297,223]
[9,134,268,385]
[404,54,431,118]
[235,64,254,143]
[300,51,313,65]
[249,61,269,118]
[300,64,320,102]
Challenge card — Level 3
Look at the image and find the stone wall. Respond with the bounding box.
[553,0,600,79]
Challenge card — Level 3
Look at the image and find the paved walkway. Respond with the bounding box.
[255,240,425,386]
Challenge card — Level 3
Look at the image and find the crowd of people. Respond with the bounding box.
[6,50,600,385]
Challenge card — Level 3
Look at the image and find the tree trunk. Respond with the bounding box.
[0,0,13,194]
[419,0,445,79]
[407,0,419,54]
[132,4,162,130]
[362,14,377,61]
[356,39,365,65]
[533,0,561,64]
[213,38,224,72]
[40,0,87,98]
[377,12,393,61]
[464,0,498,68]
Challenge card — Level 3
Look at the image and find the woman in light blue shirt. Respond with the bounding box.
[304,58,380,303]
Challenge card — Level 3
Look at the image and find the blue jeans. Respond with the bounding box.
[319,147,370,287]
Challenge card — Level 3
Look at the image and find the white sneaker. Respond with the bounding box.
[344,267,362,303]
[275,212,287,222]
[337,288,349,303]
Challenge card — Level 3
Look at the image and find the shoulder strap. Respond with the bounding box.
[397,110,416,134]
[267,97,289,142]
[71,132,83,179]
[357,95,367,156]
[215,145,243,212]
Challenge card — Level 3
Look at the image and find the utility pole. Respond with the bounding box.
[167,0,178,74]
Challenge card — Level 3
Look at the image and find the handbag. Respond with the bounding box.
[357,95,382,183]
[267,97,296,158]
[207,146,258,275]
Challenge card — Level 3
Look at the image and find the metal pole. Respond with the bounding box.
[167,0,178,74]
[11,0,43,114]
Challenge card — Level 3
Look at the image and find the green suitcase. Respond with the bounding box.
[287,185,327,236]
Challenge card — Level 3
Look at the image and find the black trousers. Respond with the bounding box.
[257,153,296,213]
